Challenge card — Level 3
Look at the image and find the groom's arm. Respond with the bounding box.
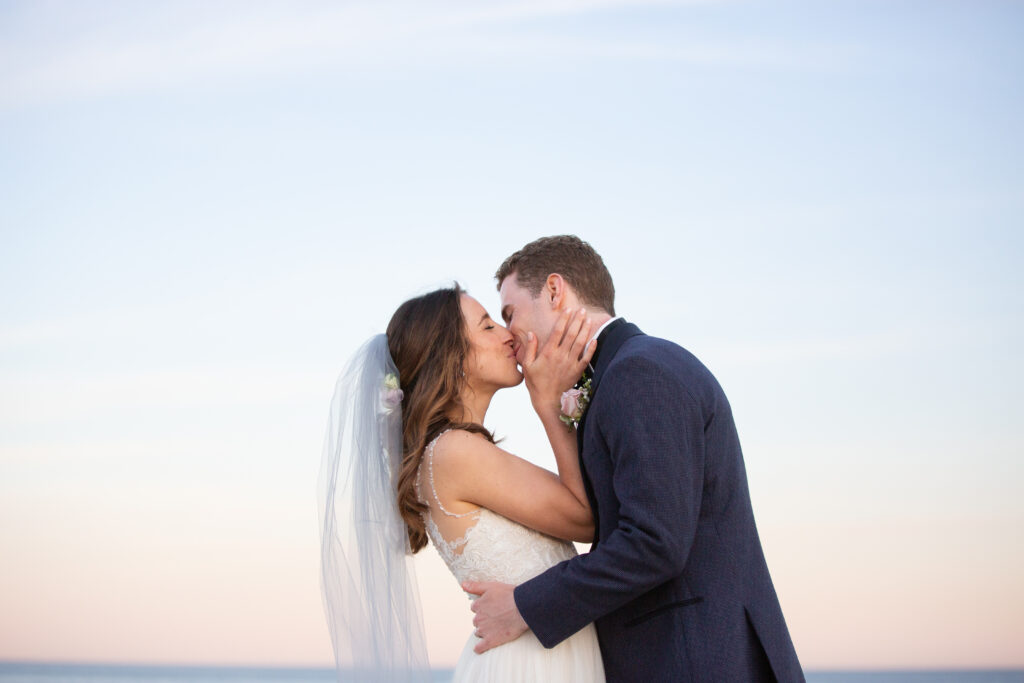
[513,353,707,648]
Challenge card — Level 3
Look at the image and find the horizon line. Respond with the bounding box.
[2,659,1023,673]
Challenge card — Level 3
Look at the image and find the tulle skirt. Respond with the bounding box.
[453,623,605,682]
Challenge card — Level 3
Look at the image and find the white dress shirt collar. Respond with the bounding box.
[590,315,622,343]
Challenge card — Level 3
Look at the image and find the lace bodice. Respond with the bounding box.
[416,431,578,586]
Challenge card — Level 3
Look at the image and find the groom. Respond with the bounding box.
[463,236,804,682]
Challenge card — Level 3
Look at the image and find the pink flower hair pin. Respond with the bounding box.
[381,373,404,412]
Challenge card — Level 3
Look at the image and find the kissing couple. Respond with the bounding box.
[319,235,804,682]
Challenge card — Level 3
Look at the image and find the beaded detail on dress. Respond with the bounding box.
[415,430,578,587]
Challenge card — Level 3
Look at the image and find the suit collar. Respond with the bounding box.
[577,318,643,433]
[575,318,643,546]
[585,318,622,381]
[589,316,622,345]
[587,318,643,390]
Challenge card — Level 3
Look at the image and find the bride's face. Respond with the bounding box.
[460,294,523,390]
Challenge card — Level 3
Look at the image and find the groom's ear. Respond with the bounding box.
[544,273,569,310]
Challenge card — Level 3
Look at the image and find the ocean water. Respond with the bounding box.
[0,663,1022,683]
[0,664,446,683]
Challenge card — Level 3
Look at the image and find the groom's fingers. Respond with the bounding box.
[462,580,484,597]
[474,633,502,654]
[462,580,525,654]
[463,580,503,600]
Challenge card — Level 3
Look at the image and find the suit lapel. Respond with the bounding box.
[578,319,643,435]
[589,320,643,397]
[575,319,644,544]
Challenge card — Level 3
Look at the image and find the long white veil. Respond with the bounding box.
[317,334,432,683]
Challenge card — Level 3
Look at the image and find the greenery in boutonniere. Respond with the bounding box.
[559,375,592,429]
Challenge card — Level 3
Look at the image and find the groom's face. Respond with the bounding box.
[499,272,559,365]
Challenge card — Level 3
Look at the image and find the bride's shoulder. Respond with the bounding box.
[431,428,502,469]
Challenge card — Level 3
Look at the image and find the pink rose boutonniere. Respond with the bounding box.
[559,376,592,429]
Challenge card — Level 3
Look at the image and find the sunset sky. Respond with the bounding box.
[1,0,1022,671]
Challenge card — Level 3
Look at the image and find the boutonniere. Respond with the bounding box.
[559,375,592,429]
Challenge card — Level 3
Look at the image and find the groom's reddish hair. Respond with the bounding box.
[495,235,615,315]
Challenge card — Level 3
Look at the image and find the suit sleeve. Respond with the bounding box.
[514,354,706,647]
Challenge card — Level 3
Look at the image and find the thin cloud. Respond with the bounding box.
[0,0,770,108]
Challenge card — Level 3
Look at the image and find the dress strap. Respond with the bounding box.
[421,429,477,519]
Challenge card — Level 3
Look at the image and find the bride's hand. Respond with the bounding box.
[521,308,597,411]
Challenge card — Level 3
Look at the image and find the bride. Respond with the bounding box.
[319,284,606,682]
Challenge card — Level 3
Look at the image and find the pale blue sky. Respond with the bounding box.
[1,0,1022,669]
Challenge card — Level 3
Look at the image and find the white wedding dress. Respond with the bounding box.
[416,431,606,682]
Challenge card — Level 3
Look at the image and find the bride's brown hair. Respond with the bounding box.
[386,284,494,553]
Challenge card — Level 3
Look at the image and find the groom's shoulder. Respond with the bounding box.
[615,331,707,373]
[607,331,719,393]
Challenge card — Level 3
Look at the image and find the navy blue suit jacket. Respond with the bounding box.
[514,320,804,682]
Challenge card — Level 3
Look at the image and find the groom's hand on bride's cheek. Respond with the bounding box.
[462,580,529,654]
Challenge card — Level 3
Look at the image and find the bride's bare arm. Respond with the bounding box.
[520,308,595,512]
[430,309,597,542]
[431,432,593,542]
